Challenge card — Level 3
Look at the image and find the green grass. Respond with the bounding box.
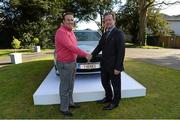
[125,43,162,49]
[137,45,162,49]
[0,49,53,56]
[0,49,32,56]
[0,59,179,119]
[0,49,54,60]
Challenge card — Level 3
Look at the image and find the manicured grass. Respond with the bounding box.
[125,43,162,49]
[138,45,162,49]
[0,49,32,56]
[0,49,54,60]
[0,59,179,118]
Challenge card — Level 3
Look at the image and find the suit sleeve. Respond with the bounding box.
[114,31,125,71]
[91,33,104,57]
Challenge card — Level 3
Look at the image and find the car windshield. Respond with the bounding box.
[74,31,101,41]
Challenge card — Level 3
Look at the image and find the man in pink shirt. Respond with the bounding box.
[55,12,92,117]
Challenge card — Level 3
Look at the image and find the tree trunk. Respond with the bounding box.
[100,14,104,33]
[137,0,147,46]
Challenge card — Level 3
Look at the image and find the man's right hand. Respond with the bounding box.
[86,54,92,62]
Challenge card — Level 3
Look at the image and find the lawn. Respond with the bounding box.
[0,59,179,119]
[125,43,162,49]
[0,49,53,60]
[0,49,32,57]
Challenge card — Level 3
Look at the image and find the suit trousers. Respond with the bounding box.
[101,68,121,105]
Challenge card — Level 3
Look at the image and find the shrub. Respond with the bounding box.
[11,37,21,52]
[33,37,39,45]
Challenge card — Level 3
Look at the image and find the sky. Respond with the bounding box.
[77,0,180,30]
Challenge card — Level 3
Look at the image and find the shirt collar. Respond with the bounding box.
[107,26,115,32]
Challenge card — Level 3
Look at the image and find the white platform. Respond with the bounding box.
[33,67,146,105]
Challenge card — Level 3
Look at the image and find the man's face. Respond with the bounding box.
[63,15,74,29]
[104,14,115,29]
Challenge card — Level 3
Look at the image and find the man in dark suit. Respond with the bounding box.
[91,12,125,110]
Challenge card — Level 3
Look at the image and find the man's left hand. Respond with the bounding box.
[114,69,120,75]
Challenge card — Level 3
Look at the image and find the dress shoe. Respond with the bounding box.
[103,104,118,110]
[96,97,112,103]
[69,103,80,108]
[61,111,73,117]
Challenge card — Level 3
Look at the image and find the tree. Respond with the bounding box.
[116,0,179,45]
[137,0,180,46]
[61,0,113,32]
[0,0,115,48]
[0,0,64,48]
[92,0,113,31]
[116,0,139,43]
[147,8,171,36]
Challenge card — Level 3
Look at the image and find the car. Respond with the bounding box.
[54,29,102,75]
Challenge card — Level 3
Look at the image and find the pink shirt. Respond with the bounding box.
[55,25,88,62]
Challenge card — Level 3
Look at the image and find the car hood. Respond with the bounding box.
[78,41,99,53]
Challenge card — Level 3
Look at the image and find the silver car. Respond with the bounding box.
[54,29,102,75]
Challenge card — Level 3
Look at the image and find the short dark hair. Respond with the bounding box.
[103,11,116,20]
[62,12,74,20]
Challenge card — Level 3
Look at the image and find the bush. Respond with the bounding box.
[41,37,54,49]
[33,37,39,45]
[20,33,33,49]
[20,32,53,49]
[20,33,40,50]
[11,37,21,52]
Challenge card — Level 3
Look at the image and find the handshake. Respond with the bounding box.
[85,54,92,62]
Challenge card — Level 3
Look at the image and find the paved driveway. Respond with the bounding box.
[125,48,180,70]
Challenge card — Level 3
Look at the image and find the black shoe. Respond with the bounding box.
[61,111,73,117]
[103,104,118,110]
[96,97,112,103]
[69,103,80,108]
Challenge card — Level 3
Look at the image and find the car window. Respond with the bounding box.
[74,31,101,41]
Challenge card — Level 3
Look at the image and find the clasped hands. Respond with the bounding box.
[85,54,92,62]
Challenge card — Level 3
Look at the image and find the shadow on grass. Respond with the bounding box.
[0,62,11,65]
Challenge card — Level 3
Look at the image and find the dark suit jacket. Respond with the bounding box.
[92,27,125,72]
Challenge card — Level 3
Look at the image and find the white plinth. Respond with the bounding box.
[34,46,41,52]
[10,53,22,64]
[33,67,146,105]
